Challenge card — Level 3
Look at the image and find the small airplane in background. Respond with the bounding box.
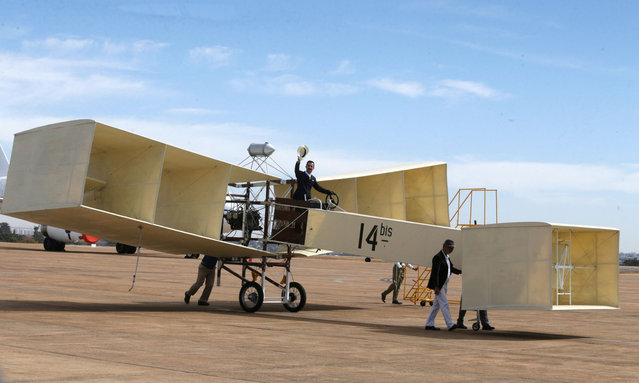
[0,144,135,253]
[39,224,99,251]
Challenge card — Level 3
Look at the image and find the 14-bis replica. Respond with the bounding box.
[1,120,619,313]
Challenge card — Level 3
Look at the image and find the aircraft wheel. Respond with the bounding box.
[115,243,127,254]
[116,243,137,254]
[472,322,480,331]
[282,282,306,312]
[44,237,65,251]
[239,281,264,313]
[43,237,55,251]
[44,237,57,251]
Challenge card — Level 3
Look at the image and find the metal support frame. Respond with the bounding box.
[219,174,308,312]
[402,266,460,306]
[403,266,434,305]
[218,255,295,305]
[554,229,573,305]
[449,188,498,228]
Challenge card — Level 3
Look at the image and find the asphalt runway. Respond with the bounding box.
[1,243,637,382]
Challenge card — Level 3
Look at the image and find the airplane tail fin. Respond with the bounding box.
[0,145,9,178]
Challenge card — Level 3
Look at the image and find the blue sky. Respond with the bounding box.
[1,1,638,251]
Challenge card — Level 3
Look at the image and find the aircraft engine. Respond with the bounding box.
[40,225,100,252]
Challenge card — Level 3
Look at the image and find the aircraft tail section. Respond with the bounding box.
[301,208,462,267]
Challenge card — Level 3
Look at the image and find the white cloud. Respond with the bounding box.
[22,37,168,57]
[189,45,237,67]
[231,74,314,96]
[265,53,296,71]
[368,78,424,98]
[429,79,503,99]
[323,82,359,96]
[447,158,637,251]
[102,39,168,56]
[165,107,222,115]
[23,37,95,51]
[330,59,355,75]
[448,159,639,195]
[231,74,360,97]
[0,37,171,108]
[274,75,316,95]
[131,40,168,53]
[0,54,145,106]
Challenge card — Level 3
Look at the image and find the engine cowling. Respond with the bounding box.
[40,225,100,251]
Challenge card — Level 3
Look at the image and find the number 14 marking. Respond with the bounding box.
[358,223,379,251]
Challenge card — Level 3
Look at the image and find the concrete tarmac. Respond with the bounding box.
[1,243,637,382]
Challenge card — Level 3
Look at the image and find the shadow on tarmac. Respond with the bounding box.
[256,310,588,341]
[0,299,360,314]
[0,299,587,342]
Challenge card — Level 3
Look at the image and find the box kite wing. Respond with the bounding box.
[1,119,280,257]
[460,222,619,310]
[274,162,450,226]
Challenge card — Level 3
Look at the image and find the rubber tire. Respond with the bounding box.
[472,322,480,331]
[43,237,55,251]
[116,243,137,254]
[239,281,264,313]
[282,282,306,312]
[115,243,127,254]
[44,237,65,252]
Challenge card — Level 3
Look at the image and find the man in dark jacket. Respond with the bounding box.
[293,158,333,201]
[425,239,461,331]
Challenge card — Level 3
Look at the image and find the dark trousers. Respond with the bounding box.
[457,297,490,325]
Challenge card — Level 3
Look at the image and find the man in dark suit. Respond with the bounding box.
[425,239,461,331]
[293,158,333,201]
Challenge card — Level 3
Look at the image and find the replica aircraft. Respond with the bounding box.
[1,120,620,313]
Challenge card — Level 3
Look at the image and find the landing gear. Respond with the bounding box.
[219,254,306,313]
[282,281,306,312]
[43,237,65,251]
[116,243,136,254]
[239,281,264,313]
[471,310,482,331]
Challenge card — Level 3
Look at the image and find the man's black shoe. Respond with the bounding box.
[456,322,468,329]
[425,326,440,331]
[392,300,402,304]
[381,293,386,303]
[448,324,458,331]
[482,324,495,331]
[184,292,190,304]
[198,301,210,306]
